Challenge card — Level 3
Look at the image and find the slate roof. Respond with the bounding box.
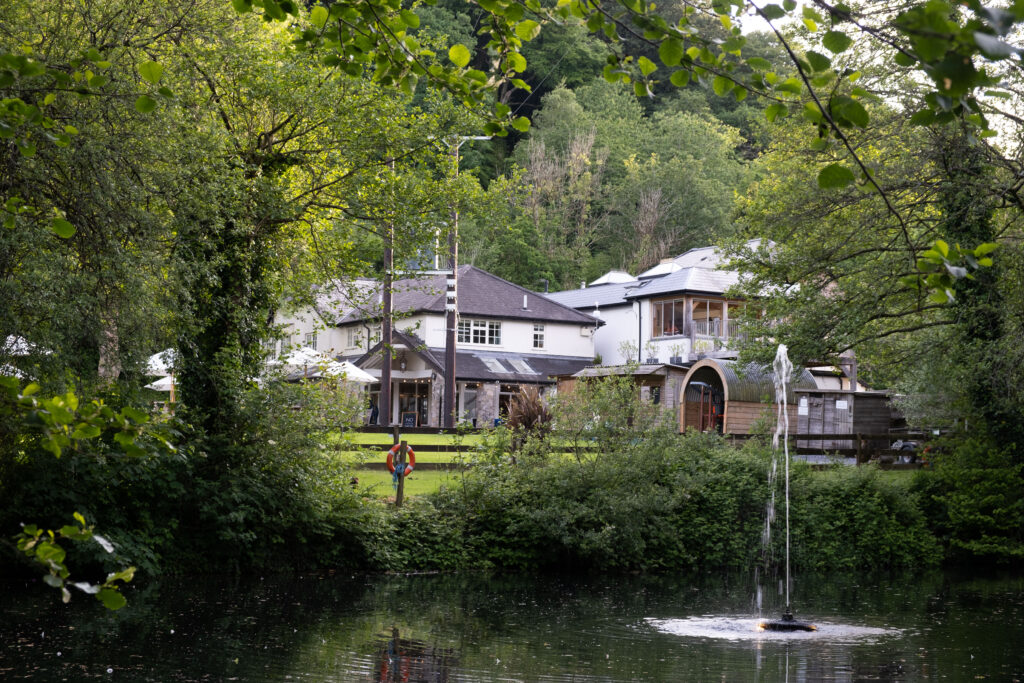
[541,280,642,310]
[624,266,739,298]
[349,329,591,384]
[543,266,740,311]
[448,349,592,383]
[333,265,599,326]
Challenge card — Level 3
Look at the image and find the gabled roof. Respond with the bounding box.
[333,265,600,326]
[589,270,637,286]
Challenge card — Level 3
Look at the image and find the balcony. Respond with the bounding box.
[689,319,745,341]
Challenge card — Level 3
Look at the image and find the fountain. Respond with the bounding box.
[758,344,816,632]
[644,345,905,642]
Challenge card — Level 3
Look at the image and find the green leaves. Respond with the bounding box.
[448,44,471,68]
[399,10,420,29]
[51,217,75,238]
[16,513,136,611]
[97,588,127,610]
[637,56,657,77]
[903,239,999,303]
[817,163,855,189]
[134,95,157,113]
[310,5,329,27]
[822,30,853,54]
[659,38,684,67]
[515,20,541,42]
[139,61,164,84]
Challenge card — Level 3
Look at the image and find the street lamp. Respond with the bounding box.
[443,135,491,429]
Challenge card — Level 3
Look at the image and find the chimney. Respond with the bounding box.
[581,281,586,289]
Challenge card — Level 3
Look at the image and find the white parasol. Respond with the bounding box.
[145,375,176,392]
[146,349,177,376]
[322,360,375,383]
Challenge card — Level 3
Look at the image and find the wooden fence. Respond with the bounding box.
[345,427,927,469]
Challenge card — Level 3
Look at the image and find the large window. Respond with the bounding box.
[533,324,545,349]
[304,332,318,350]
[692,299,725,337]
[458,319,501,345]
[652,298,686,338]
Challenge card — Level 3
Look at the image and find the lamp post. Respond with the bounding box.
[443,135,490,429]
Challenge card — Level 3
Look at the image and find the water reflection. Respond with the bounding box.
[1,571,1022,681]
[376,627,458,682]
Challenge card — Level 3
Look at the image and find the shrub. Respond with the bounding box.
[430,432,941,574]
[912,435,1024,564]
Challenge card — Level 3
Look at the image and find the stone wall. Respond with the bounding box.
[428,377,443,427]
[477,382,500,427]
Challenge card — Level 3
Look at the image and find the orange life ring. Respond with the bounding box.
[386,444,415,475]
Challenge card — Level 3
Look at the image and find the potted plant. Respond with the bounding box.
[669,343,685,365]
[644,341,659,364]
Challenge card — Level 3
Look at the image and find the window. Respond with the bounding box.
[482,357,508,372]
[510,358,537,374]
[652,298,686,338]
[533,324,545,349]
[346,327,359,349]
[458,319,501,345]
[304,332,317,350]
[692,299,725,337]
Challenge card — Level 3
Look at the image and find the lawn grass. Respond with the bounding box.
[335,448,480,465]
[341,431,486,446]
[355,468,460,498]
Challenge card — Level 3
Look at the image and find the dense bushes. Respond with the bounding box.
[9,372,1007,583]
[412,431,941,574]
[0,379,375,578]
[910,435,1024,564]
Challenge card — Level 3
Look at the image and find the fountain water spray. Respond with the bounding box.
[760,344,815,633]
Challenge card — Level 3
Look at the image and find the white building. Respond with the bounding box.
[276,266,600,427]
[544,242,758,367]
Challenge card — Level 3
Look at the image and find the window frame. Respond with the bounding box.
[458,318,502,346]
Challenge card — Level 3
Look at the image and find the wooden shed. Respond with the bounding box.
[679,359,817,435]
[794,389,893,451]
[559,363,690,414]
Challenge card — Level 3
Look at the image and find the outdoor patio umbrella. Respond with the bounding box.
[146,349,177,376]
[145,375,175,391]
[322,361,375,383]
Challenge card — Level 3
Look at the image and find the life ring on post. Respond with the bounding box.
[386,444,415,476]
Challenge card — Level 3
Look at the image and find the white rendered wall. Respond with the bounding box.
[336,312,595,359]
[590,305,638,365]
[589,302,694,365]
[273,309,344,357]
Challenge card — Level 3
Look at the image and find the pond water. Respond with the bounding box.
[2,570,1022,681]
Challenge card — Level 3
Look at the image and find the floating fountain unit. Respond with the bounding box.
[759,609,817,632]
[758,344,817,634]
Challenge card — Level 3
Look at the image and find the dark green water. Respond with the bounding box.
[2,570,1022,681]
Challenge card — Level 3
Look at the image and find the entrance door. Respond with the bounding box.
[684,381,724,433]
[397,382,429,427]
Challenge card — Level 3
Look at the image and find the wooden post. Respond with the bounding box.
[395,426,407,508]
[856,433,863,465]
